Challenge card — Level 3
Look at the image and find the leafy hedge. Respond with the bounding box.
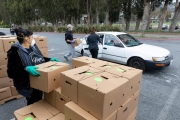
[0,25,10,28]
[27,25,122,33]
[57,25,122,34]
[28,26,55,32]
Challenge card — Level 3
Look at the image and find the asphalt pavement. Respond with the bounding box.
[0,28,180,120]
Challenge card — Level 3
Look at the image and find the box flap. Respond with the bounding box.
[88,61,120,70]
[14,112,38,120]
[37,62,69,72]
[15,104,34,116]
[39,100,60,116]
[49,113,65,120]
[65,102,98,120]
[62,66,102,81]
[30,102,53,120]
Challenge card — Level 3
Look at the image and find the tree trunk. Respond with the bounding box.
[146,17,151,30]
[135,18,141,31]
[125,20,130,31]
[86,0,92,26]
[122,16,125,31]
[158,0,168,31]
[104,9,110,25]
[141,0,150,31]
[96,0,100,25]
[169,2,180,32]
[71,17,74,25]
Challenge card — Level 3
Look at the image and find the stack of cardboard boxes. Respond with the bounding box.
[14,55,142,120]
[0,35,49,105]
[0,36,22,105]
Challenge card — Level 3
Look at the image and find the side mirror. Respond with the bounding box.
[114,43,124,47]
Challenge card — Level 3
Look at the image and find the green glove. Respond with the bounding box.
[25,66,39,76]
[50,58,60,62]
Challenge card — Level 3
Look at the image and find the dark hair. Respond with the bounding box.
[14,28,33,44]
[91,27,96,34]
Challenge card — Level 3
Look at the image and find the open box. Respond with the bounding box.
[105,65,142,96]
[61,66,103,103]
[14,100,60,120]
[78,72,129,120]
[30,62,69,93]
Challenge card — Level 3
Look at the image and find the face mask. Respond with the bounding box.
[31,39,35,46]
[70,27,73,31]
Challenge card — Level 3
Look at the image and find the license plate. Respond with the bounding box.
[170,60,173,65]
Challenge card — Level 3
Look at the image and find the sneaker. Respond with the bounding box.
[64,56,68,61]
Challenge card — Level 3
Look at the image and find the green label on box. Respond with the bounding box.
[106,66,112,68]
[117,68,123,72]
[51,66,57,70]
[94,78,102,82]
[86,72,92,75]
[25,117,33,120]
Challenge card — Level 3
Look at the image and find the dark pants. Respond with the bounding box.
[90,49,98,58]
[26,88,42,105]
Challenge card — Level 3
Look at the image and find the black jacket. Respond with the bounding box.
[87,33,101,50]
[65,30,73,44]
[7,44,50,90]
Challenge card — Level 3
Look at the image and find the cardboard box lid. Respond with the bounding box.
[15,100,60,120]
[49,113,65,120]
[65,102,98,120]
[88,61,120,70]
[79,72,128,94]
[37,62,69,73]
[105,65,142,79]
[61,66,103,81]
[73,56,102,64]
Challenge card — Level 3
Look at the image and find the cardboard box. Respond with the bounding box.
[105,65,142,96]
[88,61,120,71]
[11,86,19,96]
[14,100,60,120]
[0,77,13,89]
[34,36,48,49]
[44,89,56,107]
[44,88,70,113]
[39,48,49,57]
[106,110,117,120]
[55,88,70,113]
[0,39,4,53]
[65,102,98,120]
[126,107,137,120]
[116,90,140,120]
[30,62,69,93]
[0,87,12,100]
[72,56,102,68]
[61,66,103,103]
[0,65,7,78]
[0,52,7,66]
[72,38,82,47]
[78,72,129,120]
[2,37,18,52]
[49,113,65,120]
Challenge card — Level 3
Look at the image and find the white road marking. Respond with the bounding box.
[156,87,179,120]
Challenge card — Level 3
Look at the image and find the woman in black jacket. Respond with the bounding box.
[7,28,60,105]
[87,27,101,58]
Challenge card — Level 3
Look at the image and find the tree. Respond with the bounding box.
[132,0,144,30]
[169,1,180,32]
[157,0,173,31]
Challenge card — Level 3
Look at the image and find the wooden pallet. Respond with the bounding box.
[0,95,23,105]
